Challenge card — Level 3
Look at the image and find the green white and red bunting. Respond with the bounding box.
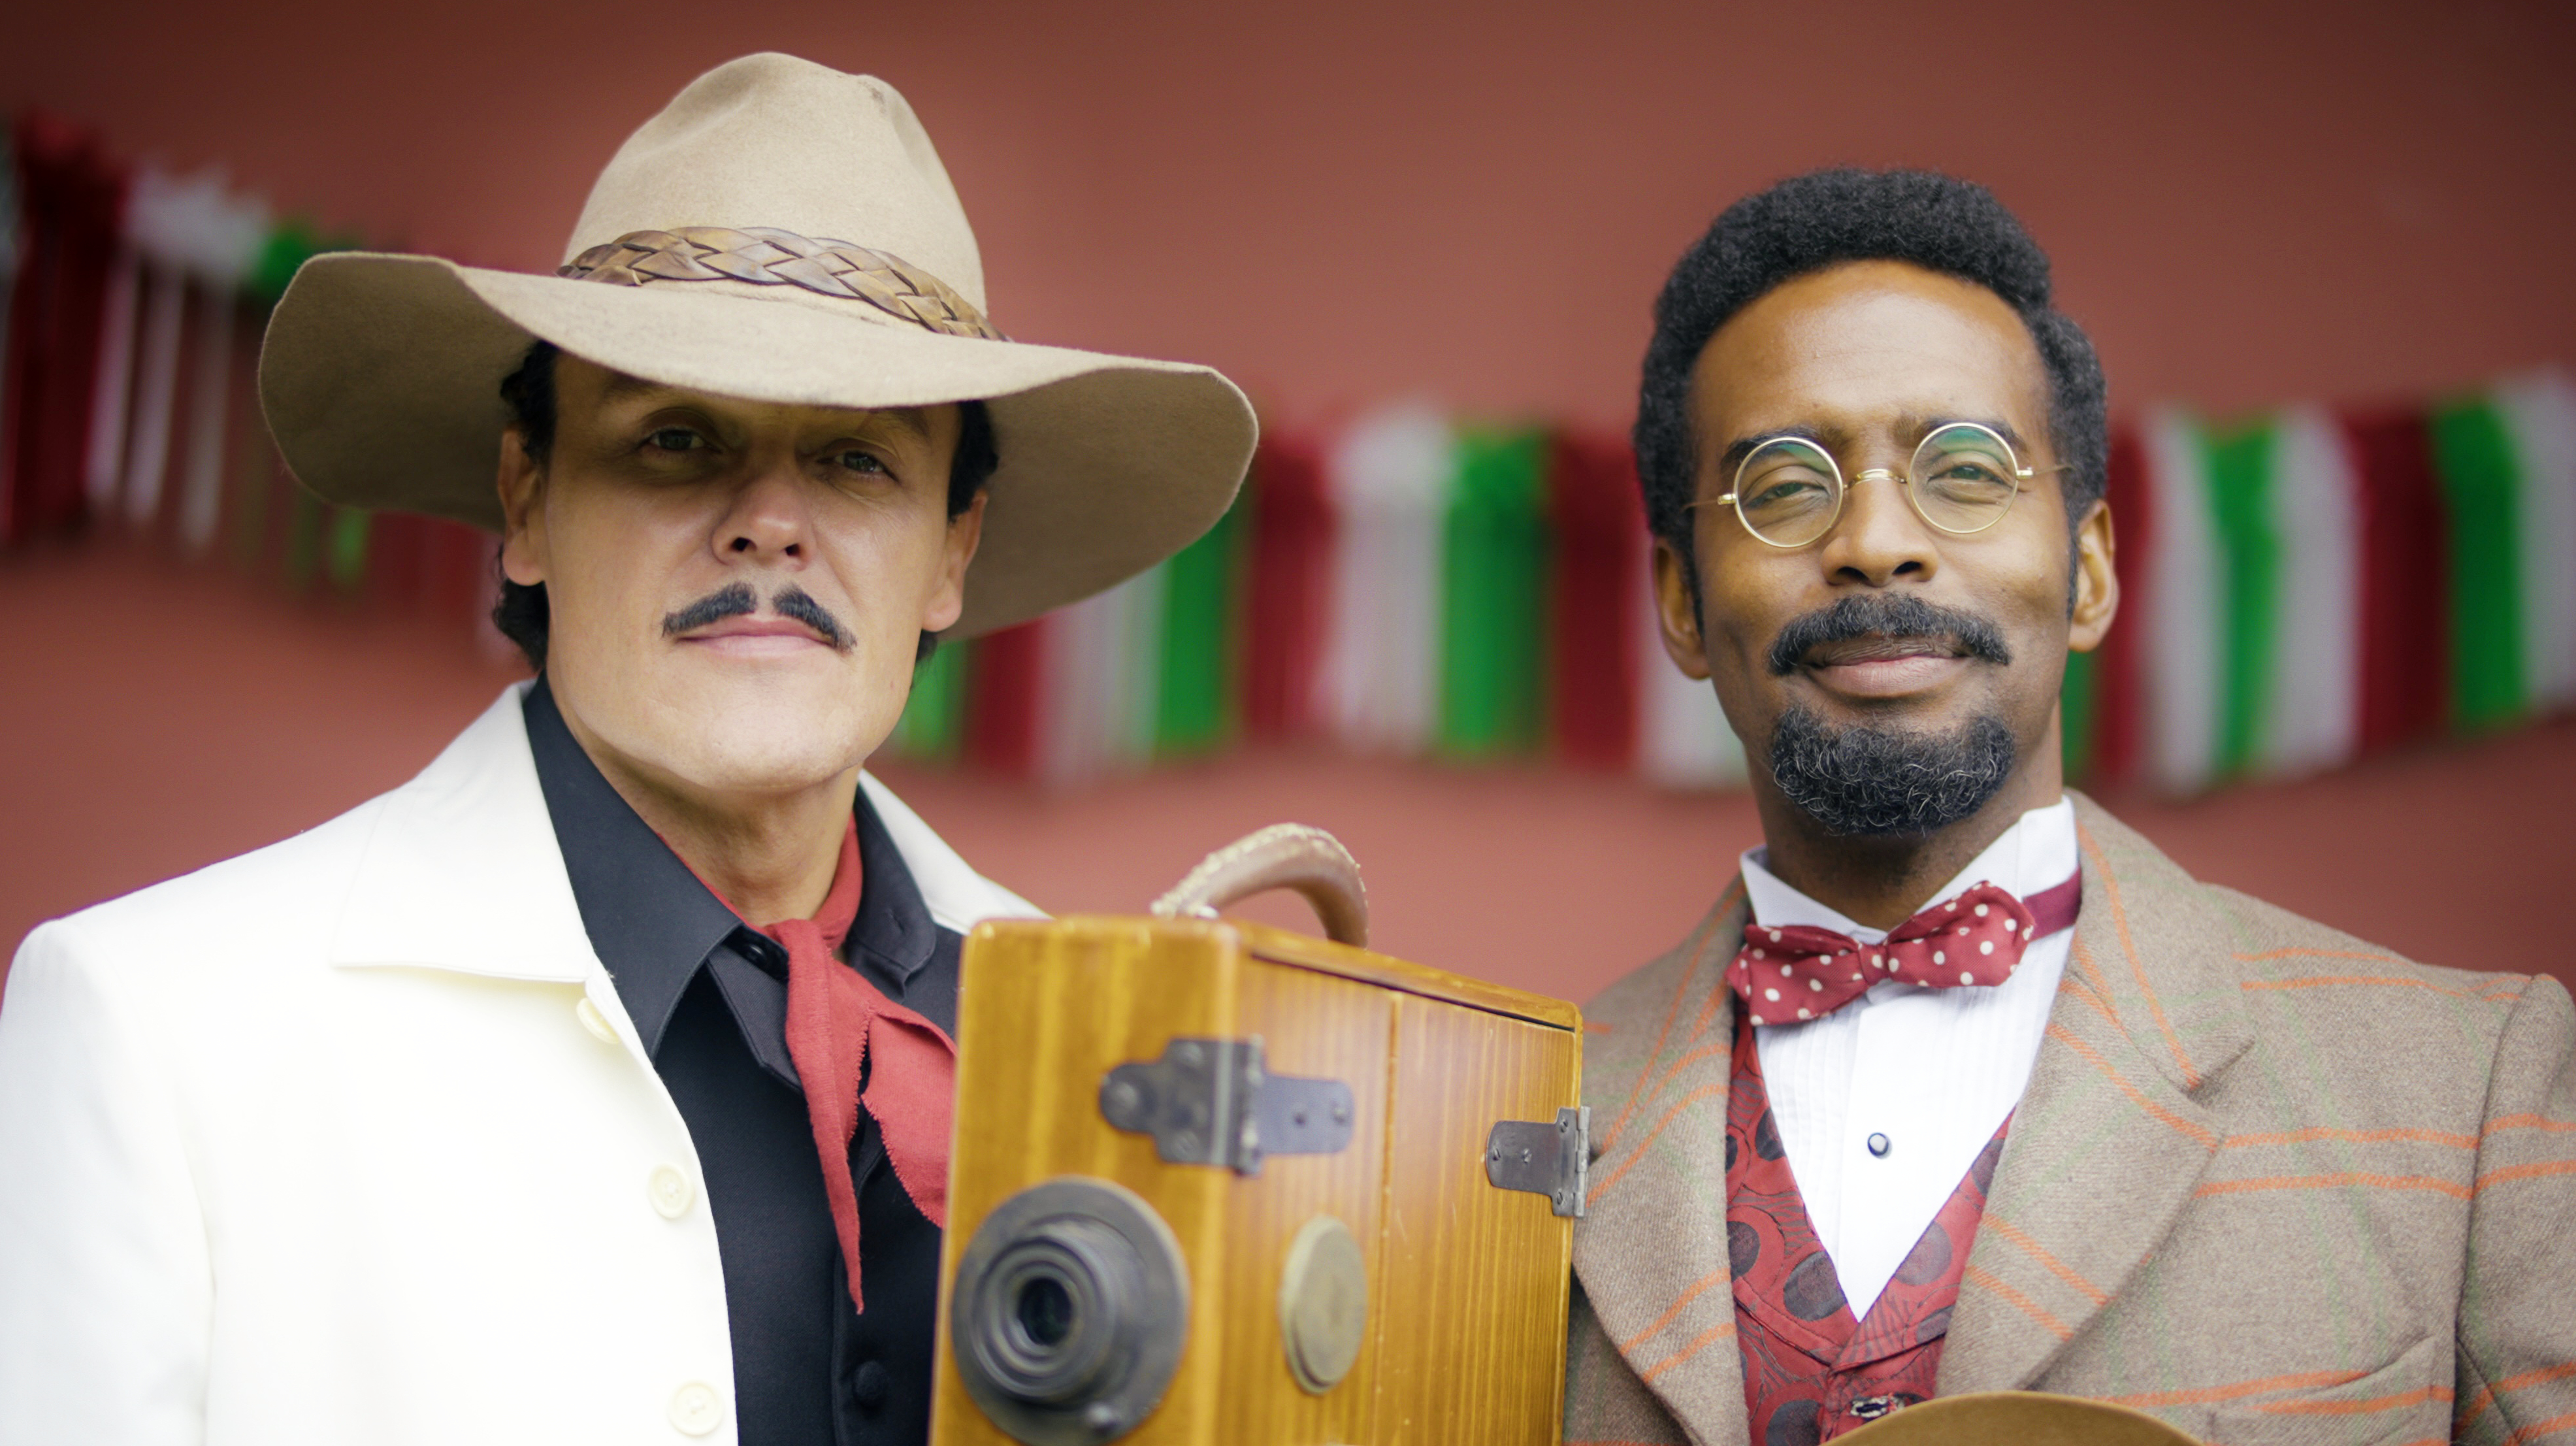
[2088,372,2576,793]
[2,116,476,627]
[896,373,2576,790]
[5,123,2571,794]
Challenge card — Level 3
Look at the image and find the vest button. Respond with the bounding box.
[1867,1132,1891,1158]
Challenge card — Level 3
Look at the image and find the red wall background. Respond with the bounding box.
[5,0,2574,996]
[5,0,2570,429]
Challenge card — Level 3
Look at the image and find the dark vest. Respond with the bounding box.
[1725,1015,2007,1445]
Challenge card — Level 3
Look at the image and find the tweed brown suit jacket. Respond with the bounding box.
[1565,795,2576,1446]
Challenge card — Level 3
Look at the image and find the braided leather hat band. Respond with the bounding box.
[560,225,1005,341]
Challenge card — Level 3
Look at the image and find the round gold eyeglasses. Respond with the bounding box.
[1695,421,2062,548]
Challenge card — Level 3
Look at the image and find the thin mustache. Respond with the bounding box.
[1765,593,2012,676]
[661,582,854,653]
[772,586,854,653]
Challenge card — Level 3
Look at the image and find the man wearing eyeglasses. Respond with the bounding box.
[1563,169,2575,1446]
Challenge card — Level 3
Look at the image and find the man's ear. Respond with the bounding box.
[1652,536,1714,680]
[496,428,549,587]
[920,490,988,635]
[2067,497,2118,652]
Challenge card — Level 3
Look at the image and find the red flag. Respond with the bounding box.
[1546,433,1642,768]
[3,115,127,544]
[964,618,1045,777]
[1242,435,1333,741]
[2341,408,2451,752]
[2088,427,2152,788]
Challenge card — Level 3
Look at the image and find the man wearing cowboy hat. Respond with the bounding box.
[1562,170,2576,1445]
[0,54,1252,1446]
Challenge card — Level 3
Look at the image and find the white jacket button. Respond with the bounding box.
[668,1382,723,1436]
[576,996,617,1043]
[648,1166,696,1219]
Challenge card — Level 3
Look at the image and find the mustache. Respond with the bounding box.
[1765,593,2012,676]
[660,582,855,653]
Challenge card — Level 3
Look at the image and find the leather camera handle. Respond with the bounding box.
[1149,823,1371,949]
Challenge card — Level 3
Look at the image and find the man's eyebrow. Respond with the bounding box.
[1714,423,1835,478]
[868,407,934,442]
[1710,416,2038,478]
[1898,412,2034,453]
[597,371,936,440]
[598,370,680,403]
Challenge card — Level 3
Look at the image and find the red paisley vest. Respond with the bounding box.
[1726,1013,2008,1445]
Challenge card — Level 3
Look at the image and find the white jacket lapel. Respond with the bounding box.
[327,684,598,984]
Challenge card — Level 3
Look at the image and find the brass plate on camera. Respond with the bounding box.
[1277,1214,1368,1394]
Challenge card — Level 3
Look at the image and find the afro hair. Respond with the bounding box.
[1633,168,2107,557]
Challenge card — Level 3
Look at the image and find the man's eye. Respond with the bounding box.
[645,428,704,453]
[836,450,890,476]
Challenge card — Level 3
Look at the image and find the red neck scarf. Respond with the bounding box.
[730,820,956,1312]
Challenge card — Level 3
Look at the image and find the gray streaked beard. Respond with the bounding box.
[1768,704,2017,837]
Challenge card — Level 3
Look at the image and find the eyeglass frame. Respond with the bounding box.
[1690,420,2070,550]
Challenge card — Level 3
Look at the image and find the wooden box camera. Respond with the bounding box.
[930,828,1586,1446]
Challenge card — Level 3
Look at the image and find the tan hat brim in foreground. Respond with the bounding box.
[1836,1391,2207,1445]
[258,250,1257,639]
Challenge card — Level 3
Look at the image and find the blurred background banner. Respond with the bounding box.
[3,0,2572,998]
[5,159,2568,791]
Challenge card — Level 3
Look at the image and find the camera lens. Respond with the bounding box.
[1017,1275,1075,1348]
[951,1177,1190,1446]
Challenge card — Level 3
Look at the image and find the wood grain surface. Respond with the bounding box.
[1231,919,1584,1032]
[934,915,1580,1446]
[1372,994,1580,1445]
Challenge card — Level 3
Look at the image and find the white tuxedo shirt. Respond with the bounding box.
[0,685,1035,1446]
[1738,798,2079,1318]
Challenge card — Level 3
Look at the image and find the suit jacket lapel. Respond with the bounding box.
[1573,885,1752,1446]
[328,683,602,985]
[1940,794,2255,1392]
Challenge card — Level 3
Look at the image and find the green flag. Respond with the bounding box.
[2204,421,2283,778]
[1438,429,1548,757]
[2429,397,2528,730]
[2061,646,2098,783]
[890,638,973,761]
[1154,488,1245,755]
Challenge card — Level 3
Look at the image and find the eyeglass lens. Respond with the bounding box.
[1909,423,2021,534]
[1733,437,1842,546]
[1731,423,2023,546]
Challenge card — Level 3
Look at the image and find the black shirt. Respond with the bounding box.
[525,681,956,1446]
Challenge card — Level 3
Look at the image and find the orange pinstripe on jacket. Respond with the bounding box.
[1565,796,2576,1446]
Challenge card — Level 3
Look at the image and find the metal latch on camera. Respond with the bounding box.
[1100,1037,1356,1175]
[1485,1106,1590,1217]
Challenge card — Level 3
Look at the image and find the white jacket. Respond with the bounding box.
[0,685,1037,1446]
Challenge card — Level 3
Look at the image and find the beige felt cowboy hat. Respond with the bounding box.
[258,52,1256,638]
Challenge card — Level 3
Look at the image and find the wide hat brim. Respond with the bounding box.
[258,250,1257,638]
[1836,1391,2208,1445]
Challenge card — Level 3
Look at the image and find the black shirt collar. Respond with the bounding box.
[523,679,942,1056]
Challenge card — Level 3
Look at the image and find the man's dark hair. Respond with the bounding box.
[490,339,998,671]
[1634,168,2107,563]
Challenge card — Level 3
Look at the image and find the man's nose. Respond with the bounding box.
[715,465,812,564]
[1818,465,1938,587]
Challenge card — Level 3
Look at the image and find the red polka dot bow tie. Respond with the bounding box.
[1732,872,2082,1026]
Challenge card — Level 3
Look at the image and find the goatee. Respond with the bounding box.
[1767,704,2017,837]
